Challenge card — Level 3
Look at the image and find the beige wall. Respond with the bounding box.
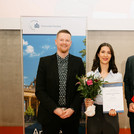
[0,30,24,127]
[86,30,134,128]
[0,29,133,129]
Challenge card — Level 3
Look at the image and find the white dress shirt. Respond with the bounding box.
[87,68,123,105]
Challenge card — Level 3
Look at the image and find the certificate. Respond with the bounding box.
[102,82,124,113]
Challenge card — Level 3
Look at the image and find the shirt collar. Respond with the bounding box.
[94,68,99,74]
[109,70,114,76]
[56,53,69,62]
[95,68,114,76]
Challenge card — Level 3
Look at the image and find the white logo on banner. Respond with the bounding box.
[33,128,43,134]
[33,128,63,134]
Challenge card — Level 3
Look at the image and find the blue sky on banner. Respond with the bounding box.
[23,34,86,86]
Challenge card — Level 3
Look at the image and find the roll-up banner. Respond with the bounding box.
[21,16,86,133]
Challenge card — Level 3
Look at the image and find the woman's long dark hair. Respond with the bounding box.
[92,43,118,73]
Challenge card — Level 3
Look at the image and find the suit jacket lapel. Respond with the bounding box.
[67,54,74,83]
[51,54,59,89]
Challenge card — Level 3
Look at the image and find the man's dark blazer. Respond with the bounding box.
[124,55,134,117]
[35,53,85,125]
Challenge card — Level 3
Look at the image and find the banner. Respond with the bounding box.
[21,16,86,85]
[21,16,86,134]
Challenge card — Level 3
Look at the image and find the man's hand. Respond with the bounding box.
[129,103,134,113]
[53,108,65,117]
[60,108,74,119]
[53,108,74,119]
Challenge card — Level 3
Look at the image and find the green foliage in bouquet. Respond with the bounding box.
[25,105,35,116]
[76,75,106,100]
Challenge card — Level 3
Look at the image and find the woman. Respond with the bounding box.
[85,43,122,134]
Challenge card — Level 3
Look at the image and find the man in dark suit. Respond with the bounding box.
[124,55,134,134]
[35,29,85,134]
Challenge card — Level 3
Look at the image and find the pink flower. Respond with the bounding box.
[87,79,93,86]
[76,82,81,85]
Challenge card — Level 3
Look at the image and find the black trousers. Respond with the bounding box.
[130,116,134,134]
[41,114,79,134]
[87,104,119,134]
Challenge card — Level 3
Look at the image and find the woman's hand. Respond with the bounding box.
[85,98,94,108]
[109,109,117,116]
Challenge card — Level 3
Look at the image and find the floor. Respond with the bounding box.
[84,128,131,134]
[119,128,131,134]
[25,122,131,134]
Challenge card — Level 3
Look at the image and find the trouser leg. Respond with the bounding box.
[87,116,102,134]
[62,117,79,134]
[103,114,119,134]
[130,116,134,134]
[41,119,61,134]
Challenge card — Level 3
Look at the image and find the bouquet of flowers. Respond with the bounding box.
[76,74,106,116]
